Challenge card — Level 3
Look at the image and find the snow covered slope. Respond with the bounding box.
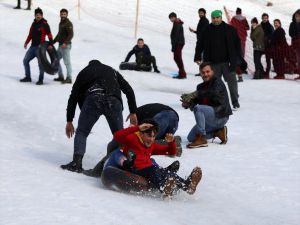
[0,1,299,225]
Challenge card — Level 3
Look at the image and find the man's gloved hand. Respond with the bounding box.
[122,150,136,170]
[180,91,198,110]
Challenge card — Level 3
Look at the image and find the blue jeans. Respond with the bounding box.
[57,44,72,79]
[74,94,123,156]
[153,110,179,139]
[104,149,126,169]
[23,46,44,81]
[188,105,229,142]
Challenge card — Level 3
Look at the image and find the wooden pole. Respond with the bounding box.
[134,0,140,39]
[78,0,81,20]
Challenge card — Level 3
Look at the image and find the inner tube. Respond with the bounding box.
[101,166,157,194]
[119,62,152,72]
[38,41,59,75]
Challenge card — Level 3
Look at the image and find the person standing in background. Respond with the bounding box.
[14,0,31,10]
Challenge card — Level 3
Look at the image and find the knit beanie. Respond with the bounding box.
[35,7,43,15]
[211,10,222,18]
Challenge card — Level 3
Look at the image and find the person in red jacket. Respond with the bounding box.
[108,119,202,196]
[20,8,53,85]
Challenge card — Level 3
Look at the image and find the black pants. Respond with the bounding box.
[254,50,264,73]
[17,0,31,8]
[136,54,158,70]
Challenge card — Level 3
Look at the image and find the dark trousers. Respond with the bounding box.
[173,45,186,77]
[137,55,158,70]
[254,50,264,73]
[264,47,272,75]
[74,94,123,157]
[17,0,31,8]
[134,165,186,191]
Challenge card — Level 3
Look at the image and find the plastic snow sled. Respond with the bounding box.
[101,166,158,195]
[38,41,59,75]
[119,62,152,72]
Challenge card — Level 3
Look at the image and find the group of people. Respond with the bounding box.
[19,8,73,85]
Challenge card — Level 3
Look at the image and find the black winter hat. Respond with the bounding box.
[236,7,242,14]
[35,7,43,15]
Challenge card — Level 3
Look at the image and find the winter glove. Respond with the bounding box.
[180,91,198,111]
[122,150,136,170]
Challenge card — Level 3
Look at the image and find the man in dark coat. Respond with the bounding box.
[289,9,300,76]
[169,12,187,79]
[124,38,160,73]
[181,62,232,148]
[53,8,74,84]
[261,13,274,78]
[189,8,209,75]
[196,10,240,109]
[61,60,137,173]
[20,8,53,85]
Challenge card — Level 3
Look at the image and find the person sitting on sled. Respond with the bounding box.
[104,119,202,196]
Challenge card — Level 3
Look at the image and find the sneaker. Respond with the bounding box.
[14,6,21,9]
[213,126,227,144]
[173,75,186,79]
[186,134,208,148]
[233,102,240,110]
[62,78,72,84]
[185,167,202,195]
[54,77,64,82]
[165,160,180,173]
[154,69,160,73]
[25,8,31,10]
[61,154,83,173]
[20,77,32,82]
[162,177,177,197]
[36,80,43,85]
[238,76,243,82]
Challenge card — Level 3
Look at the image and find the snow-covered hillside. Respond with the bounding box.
[0,1,299,225]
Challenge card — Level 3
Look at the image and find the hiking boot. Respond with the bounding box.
[213,126,228,144]
[62,78,72,84]
[185,167,202,195]
[165,160,180,173]
[36,80,43,85]
[186,134,208,148]
[238,76,243,82]
[54,77,64,82]
[154,68,160,73]
[20,77,32,82]
[61,154,83,173]
[162,177,177,197]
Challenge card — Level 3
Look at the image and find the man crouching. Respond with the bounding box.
[181,62,232,148]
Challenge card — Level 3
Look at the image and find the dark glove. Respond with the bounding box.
[180,91,198,111]
[123,150,136,170]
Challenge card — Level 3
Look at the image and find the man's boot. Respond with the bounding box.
[61,154,83,173]
[83,159,105,177]
[165,160,180,173]
[153,67,160,73]
[162,177,177,197]
[184,167,202,195]
[186,134,208,148]
[213,126,228,144]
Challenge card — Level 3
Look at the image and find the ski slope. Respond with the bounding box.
[0,1,299,225]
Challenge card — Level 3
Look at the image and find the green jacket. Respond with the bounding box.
[250,24,264,51]
[54,18,73,45]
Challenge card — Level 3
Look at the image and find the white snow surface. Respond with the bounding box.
[0,0,299,225]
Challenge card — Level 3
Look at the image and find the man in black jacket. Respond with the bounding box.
[189,8,209,75]
[61,60,137,172]
[195,10,240,109]
[261,13,274,78]
[169,12,187,79]
[181,62,232,148]
[124,38,160,73]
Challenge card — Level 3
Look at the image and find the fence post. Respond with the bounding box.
[134,0,140,39]
[78,0,81,20]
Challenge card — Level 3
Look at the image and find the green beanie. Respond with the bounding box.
[211,10,222,17]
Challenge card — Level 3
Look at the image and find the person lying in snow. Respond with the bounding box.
[104,119,202,196]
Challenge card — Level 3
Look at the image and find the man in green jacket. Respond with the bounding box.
[53,8,74,84]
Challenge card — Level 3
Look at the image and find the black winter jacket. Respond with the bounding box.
[193,76,232,118]
[195,16,209,42]
[125,44,151,62]
[136,103,179,124]
[196,22,239,72]
[66,60,137,122]
[170,19,185,51]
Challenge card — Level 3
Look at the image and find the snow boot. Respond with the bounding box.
[165,160,180,173]
[186,134,208,148]
[154,68,160,73]
[54,77,64,82]
[213,126,228,144]
[162,177,177,197]
[185,167,202,195]
[61,154,83,173]
[36,80,43,85]
[20,77,32,82]
[62,78,72,84]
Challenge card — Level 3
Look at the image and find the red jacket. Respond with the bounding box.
[230,15,249,43]
[113,126,176,170]
[25,18,53,46]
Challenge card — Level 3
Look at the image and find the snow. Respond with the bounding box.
[0,0,299,225]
